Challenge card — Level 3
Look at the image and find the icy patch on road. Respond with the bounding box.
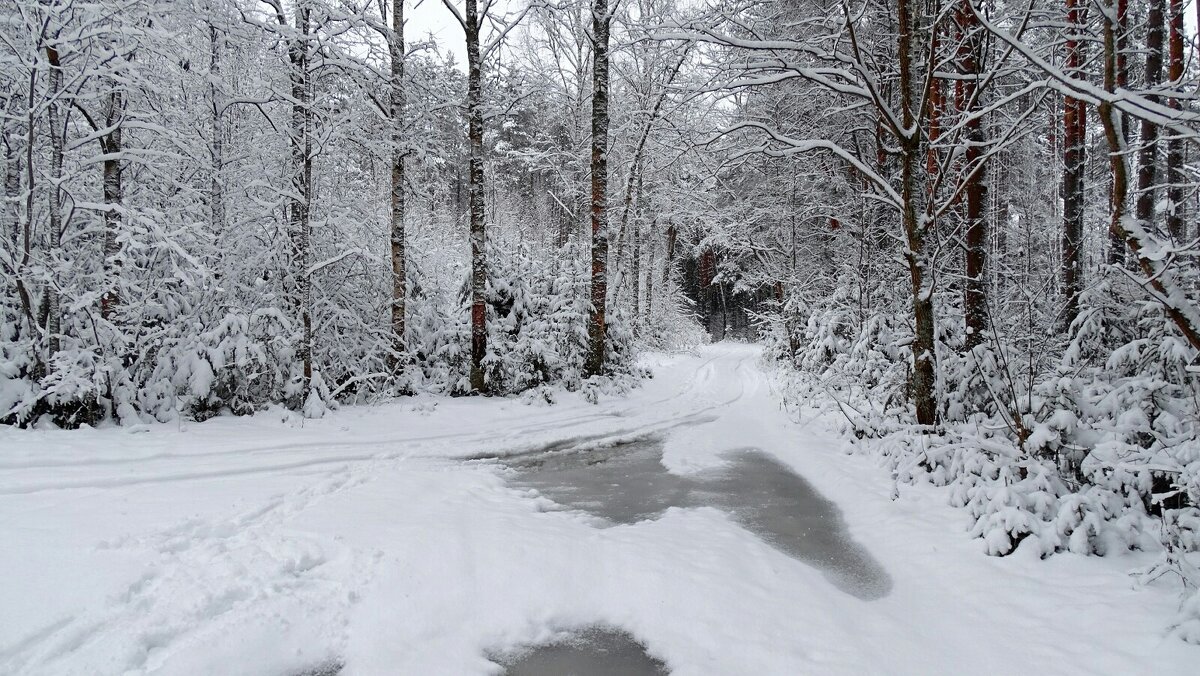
[492,627,668,675]
[502,438,691,525]
[499,437,891,599]
[693,450,892,599]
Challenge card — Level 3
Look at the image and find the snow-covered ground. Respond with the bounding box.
[1,343,1194,675]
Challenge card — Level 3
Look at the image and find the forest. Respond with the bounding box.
[3,0,1200,669]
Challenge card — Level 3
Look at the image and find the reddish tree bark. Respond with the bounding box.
[584,0,611,377]
[958,0,989,349]
[1061,0,1087,331]
[1108,0,1128,265]
[1133,0,1164,245]
[1165,0,1185,242]
[927,23,943,180]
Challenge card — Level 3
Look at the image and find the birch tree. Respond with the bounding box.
[584,0,612,377]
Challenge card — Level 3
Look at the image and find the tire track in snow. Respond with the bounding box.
[466,349,755,463]
[0,408,626,472]
[0,353,749,496]
[1,464,380,675]
[0,347,759,674]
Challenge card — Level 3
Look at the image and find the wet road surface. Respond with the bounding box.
[502,437,891,600]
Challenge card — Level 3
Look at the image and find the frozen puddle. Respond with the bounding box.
[495,628,668,675]
[502,438,892,600]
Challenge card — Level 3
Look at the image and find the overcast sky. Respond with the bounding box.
[407,0,1200,73]
[406,0,469,67]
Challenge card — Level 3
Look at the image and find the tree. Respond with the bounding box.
[1060,0,1086,332]
[442,0,534,392]
[958,0,989,350]
[264,0,314,386]
[584,0,611,377]
[73,63,127,322]
[1107,0,1128,265]
[1133,0,1165,250]
[1165,0,1186,242]
[45,23,64,359]
[389,0,407,360]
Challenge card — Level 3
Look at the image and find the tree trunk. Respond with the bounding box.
[585,0,610,377]
[1165,0,1185,242]
[390,0,407,361]
[1108,0,1128,265]
[466,0,487,392]
[288,3,313,382]
[1134,0,1164,243]
[645,218,655,318]
[663,221,676,285]
[958,0,989,350]
[209,24,225,250]
[2,105,35,338]
[16,86,37,344]
[1061,0,1087,332]
[630,162,643,330]
[927,23,942,181]
[898,0,937,426]
[3,121,19,266]
[100,90,122,321]
[45,44,63,358]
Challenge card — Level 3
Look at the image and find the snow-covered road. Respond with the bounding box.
[0,344,1194,675]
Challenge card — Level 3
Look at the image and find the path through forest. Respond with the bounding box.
[0,344,1193,674]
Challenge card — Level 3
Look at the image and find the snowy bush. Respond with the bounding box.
[766,266,1200,633]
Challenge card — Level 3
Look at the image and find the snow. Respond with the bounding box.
[1,344,1195,675]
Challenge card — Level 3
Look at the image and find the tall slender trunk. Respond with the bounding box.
[288,3,313,382]
[1165,0,1185,242]
[645,217,655,318]
[2,111,33,335]
[958,0,989,349]
[17,81,37,344]
[898,0,937,426]
[390,0,407,360]
[613,159,636,278]
[100,90,122,321]
[3,123,19,266]
[45,44,63,358]
[663,221,676,285]
[1108,0,1128,265]
[1134,0,1164,241]
[927,23,942,180]
[630,164,643,330]
[209,24,225,247]
[465,0,487,392]
[585,0,610,377]
[1061,0,1087,332]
